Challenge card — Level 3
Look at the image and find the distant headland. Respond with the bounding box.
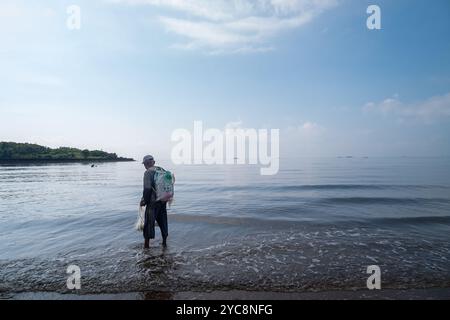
[0,142,135,163]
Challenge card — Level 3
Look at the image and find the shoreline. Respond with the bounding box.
[0,159,135,164]
[3,288,450,300]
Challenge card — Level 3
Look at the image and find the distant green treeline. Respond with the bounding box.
[0,142,134,162]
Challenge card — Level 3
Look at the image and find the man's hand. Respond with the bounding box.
[140,199,146,207]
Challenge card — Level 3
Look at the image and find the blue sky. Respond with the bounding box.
[0,0,449,160]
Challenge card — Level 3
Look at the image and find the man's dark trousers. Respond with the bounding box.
[143,201,168,240]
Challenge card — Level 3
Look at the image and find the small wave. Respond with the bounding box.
[280,184,391,191]
[170,212,450,228]
[178,184,450,193]
[168,213,307,227]
[370,216,450,225]
[318,197,450,205]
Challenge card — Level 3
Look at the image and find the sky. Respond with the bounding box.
[0,0,449,160]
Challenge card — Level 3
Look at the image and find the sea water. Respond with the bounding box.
[0,157,449,294]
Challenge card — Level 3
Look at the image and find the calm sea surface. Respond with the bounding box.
[1,157,450,294]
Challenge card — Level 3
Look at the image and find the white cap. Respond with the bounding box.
[142,155,154,164]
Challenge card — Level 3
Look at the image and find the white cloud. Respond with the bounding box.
[109,0,338,53]
[364,93,450,123]
[287,121,325,136]
[159,16,250,47]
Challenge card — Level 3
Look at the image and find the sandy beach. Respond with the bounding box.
[4,288,450,300]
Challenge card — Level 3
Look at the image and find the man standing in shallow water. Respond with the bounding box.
[140,155,168,249]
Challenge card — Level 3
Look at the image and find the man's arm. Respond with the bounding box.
[141,170,154,206]
[141,189,152,206]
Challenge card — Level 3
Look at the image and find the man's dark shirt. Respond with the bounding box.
[142,168,157,207]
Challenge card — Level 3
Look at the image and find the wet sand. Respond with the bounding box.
[4,288,450,300]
